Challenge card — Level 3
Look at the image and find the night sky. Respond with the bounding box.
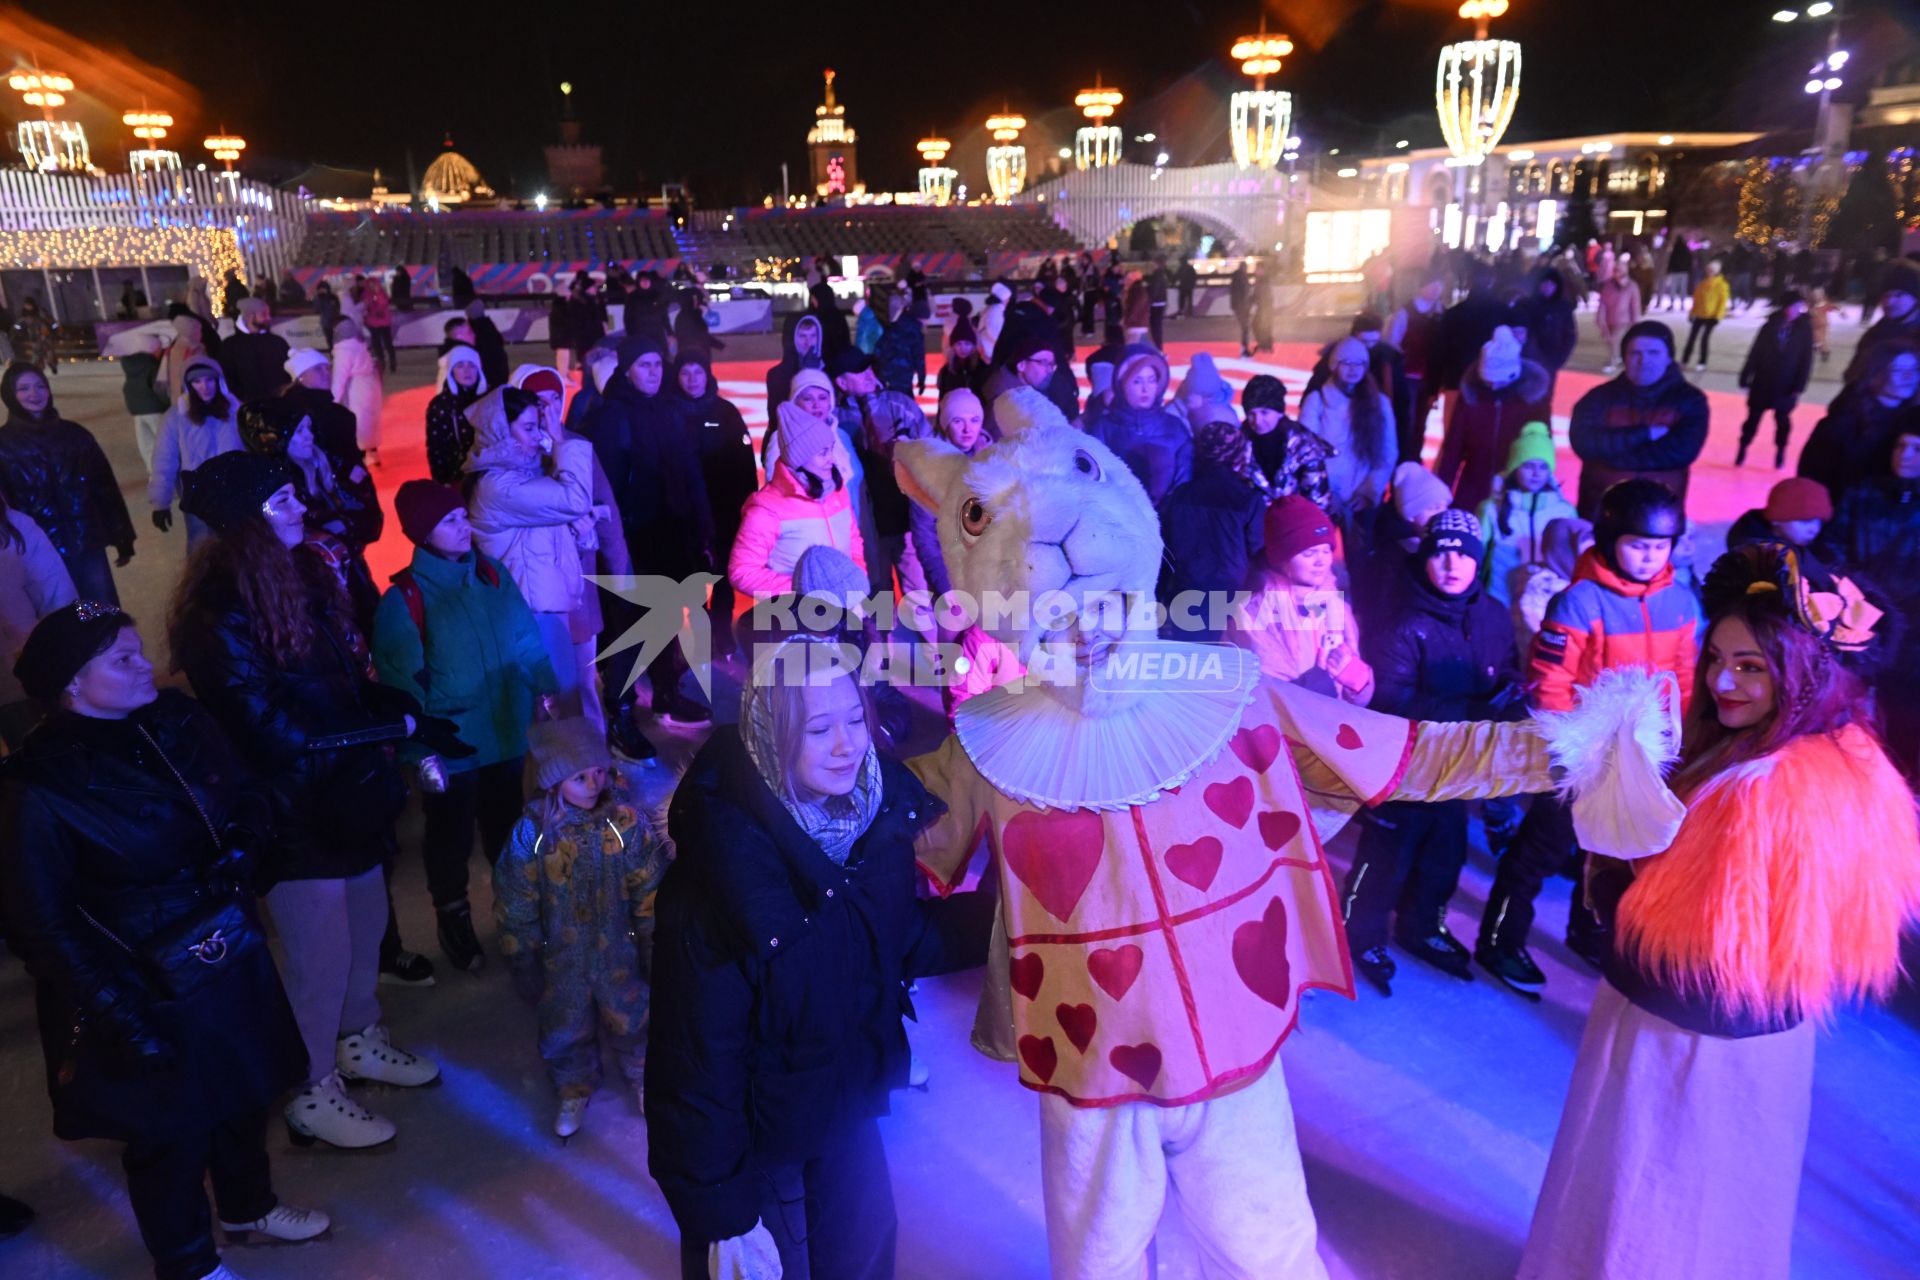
[11,0,1918,203]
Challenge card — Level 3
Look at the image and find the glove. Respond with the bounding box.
[508,956,544,1006]
[113,545,135,567]
[361,681,424,722]
[151,508,173,533]
[709,1221,782,1280]
[411,712,478,760]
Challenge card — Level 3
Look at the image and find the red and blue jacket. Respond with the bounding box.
[1528,548,1701,714]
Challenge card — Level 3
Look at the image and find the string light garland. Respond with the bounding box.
[0,225,247,290]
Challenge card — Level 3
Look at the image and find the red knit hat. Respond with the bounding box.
[394,480,467,546]
[1763,476,1832,523]
[1263,495,1335,564]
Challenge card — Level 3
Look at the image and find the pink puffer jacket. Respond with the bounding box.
[728,461,866,598]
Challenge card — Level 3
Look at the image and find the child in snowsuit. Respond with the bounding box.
[1475,421,1579,609]
[495,717,669,1138]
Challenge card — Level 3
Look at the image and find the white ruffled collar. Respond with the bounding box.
[952,643,1260,811]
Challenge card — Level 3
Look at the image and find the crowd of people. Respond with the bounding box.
[0,241,1917,1280]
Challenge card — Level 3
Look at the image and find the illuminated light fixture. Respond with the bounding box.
[1658,134,1675,145]
[1336,167,1359,177]
[916,131,956,204]
[1805,78,1824,94]
[1806,1,1833,14]
[1387,161,1410,173]
[122,109,173,141]
[8,70,73,110]
[1773,7,1799,18]
[1827,49,1848,68]
[534,192,548,211]
[204,132,247,170]
[1507,148,1535,160]
[1395,139,1410,148]
[986,109,1029,201]
[1073,76,1124,169]
[1229,19,1294,169]
[1435,0,1522,168]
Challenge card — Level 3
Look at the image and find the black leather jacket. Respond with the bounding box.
[172,580,411,885]
[0,414,138,561]
[0,691,303,1143]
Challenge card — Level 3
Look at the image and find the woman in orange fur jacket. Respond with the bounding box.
[1520,542,1920,1280]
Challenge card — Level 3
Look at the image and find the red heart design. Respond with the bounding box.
[1018,1035,1059,1083]
[1336,723,1364,750]
[1002,809,1105,923]
[1230,723,1281,774]
[1164,836,1224,891]
[1087,945,1144,1001]
[1204,776,1254,829]
[1057,1002,1098,1053]
[1257,810,1302,852]
[1232,897,1294,1009]
[1009,952,1044,1001]
[1109,1042,1163,1090]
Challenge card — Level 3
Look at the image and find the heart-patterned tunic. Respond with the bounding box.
[912,670,1553,1107]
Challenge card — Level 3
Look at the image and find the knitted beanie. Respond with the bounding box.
[238,397,306,456]
[793,544,870,602]
[1479,325,1523,385]
[936,387,983,438]
[1241,373,1288,415]
[528,717,613,792]
[1392,462,1453,523]
[1763,476,1833,523]
[1421,508,1486,563]
[1505,420,1557,473]
[394,480,467,546]
[509,364,566,398]
[284,347,329,383]
[179,450,298,533]
[1263,496,1335,564]
[776,401,837,471]
[789,367,834,403]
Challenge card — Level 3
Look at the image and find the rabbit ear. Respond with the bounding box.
[893,437,970,514]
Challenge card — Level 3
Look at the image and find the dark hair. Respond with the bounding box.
[1329,356,1391,473]
[500,386,540,424]
[1349,312,1384,336]
[1,362,55,423]
[1858,337,1919,400]
[1674,601,1872,797]
[443,317,469,338]
[183,365,232,425]
[168,517,347,670]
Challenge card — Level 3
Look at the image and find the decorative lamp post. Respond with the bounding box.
[1435,0,1521,246]
[10,68,89,171]
[1229,23,1294,169]
[985,110,1028,202]
[123,109,182,181]
[916,133,957,205]
[203,132,247,173]
[1073,78,1124,170]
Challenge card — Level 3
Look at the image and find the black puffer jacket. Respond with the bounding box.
[646,730,993,1245]
[1817,475,1920,608]
[1362,556,1524,722]
[0,691,305,1144]
[0,388,137,564]
[217,329,290,403]
[1797,389,1918,500]
[670,375,758,547]
[172,581,410,885]
[283,381,365,475]
[594,377,715,577]
[1157,459,1267,628]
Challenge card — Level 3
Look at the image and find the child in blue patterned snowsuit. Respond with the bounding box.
[495,717,668,1137]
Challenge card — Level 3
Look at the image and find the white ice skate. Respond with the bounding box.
[336,1023,441,1087]
[219,1203,332,1244]
[285,1072,396,1149]
[555,1095,589,1140]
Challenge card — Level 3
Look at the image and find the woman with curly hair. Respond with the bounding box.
[1519,543,1920,1280]
[169,451,470,1150]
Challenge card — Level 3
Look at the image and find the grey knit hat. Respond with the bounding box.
[528,717,613,792]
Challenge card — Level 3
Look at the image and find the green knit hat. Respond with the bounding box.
[1506,421,1556,474]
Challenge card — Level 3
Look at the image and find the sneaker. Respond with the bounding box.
[285,1072,396,1149]
[378,949,436,987]
[609,711,658,763]
[1355,945,1396,996]
[436,903,485,972]
[219,1203,331,1244]
[555,1095,589,1139]
[337,1023,440,1087]
[1397,925,1474,980]
[658,690,712,728]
